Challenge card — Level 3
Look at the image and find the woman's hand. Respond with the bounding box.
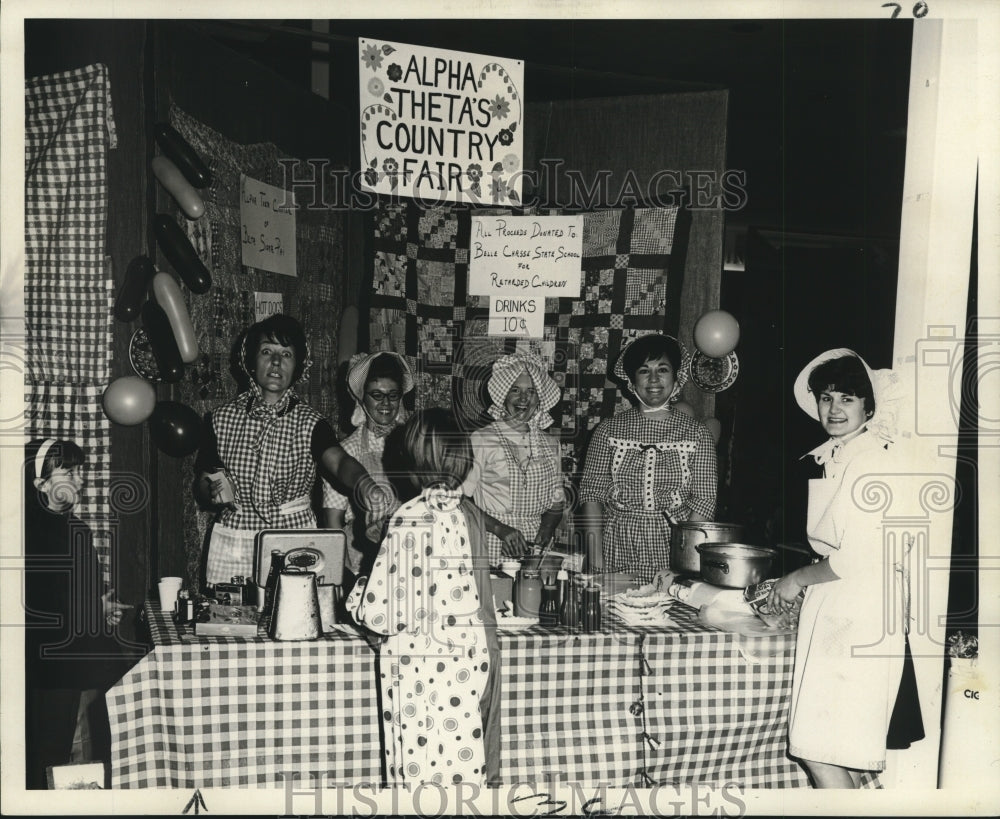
[767,571,805,613]
[499,525,530,557]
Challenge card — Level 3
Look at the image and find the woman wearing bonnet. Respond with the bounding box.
[193,315,389,586]
[767,348,923,787]
[322,351,414,581]
[462,352,566,566]
[579,333,717,580]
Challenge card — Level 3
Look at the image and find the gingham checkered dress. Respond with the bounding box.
[579,407,717,581]
[463,422,564,565]
[201,392,333,582]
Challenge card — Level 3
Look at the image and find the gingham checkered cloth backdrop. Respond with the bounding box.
[24,63,116,572]
[108,604,382,788]
[165,105,346,584]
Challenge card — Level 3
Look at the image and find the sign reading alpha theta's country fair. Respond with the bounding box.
[358,38,524,206]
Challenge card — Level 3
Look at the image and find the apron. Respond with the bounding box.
[788,468,906,770]
[483,432,558,565]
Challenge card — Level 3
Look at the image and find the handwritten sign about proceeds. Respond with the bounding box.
[358,39,524,206]
[469,215,582,338]
[240,175,297,277]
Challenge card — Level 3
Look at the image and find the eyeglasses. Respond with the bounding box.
[366,390,402,404]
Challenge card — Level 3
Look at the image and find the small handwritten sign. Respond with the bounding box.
[254,292,283,323]
[240,175,297,277]
[488,296,544,338]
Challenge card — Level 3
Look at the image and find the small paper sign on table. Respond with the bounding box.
[240,174,297,276]
[469,214,583,338]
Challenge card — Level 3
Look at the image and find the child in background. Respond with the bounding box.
[23,438,135,788]
[347,409,500,787]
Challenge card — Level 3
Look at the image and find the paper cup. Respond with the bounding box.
[158,576,183,611]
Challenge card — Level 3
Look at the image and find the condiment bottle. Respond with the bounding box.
[539,583,560,627]
[556,569,569,610]
[582,585,602,633]
[175,589,190,624]
[560,580,579,628]
[513,568,542,618]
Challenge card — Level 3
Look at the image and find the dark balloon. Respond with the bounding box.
[114,255,155,322]
[154,214,212,295]
[141,300,184,383]
[153,122,213,188]
[149,401,202,457]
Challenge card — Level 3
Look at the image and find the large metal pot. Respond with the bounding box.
[669,521,746,575]
[697,543,778,589]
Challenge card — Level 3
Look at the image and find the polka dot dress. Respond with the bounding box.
[347,488,490,786]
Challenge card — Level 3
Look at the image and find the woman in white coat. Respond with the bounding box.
[768,348,921,788]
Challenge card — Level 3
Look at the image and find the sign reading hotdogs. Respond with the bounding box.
[358,39,524,205]
[468,215,583,337]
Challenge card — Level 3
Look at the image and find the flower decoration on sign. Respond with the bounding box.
[502,153,519,173]
[368,77,385,97]
[497,126,515,146]
[387,63,403,82]
[466,163,483,196]
[488,94,511,120]
[364,161,379,187]
[382,157,399,190]
[490,162,504,178]
[490,176,508,203]
[361,43,385,71]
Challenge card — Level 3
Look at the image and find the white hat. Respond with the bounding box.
[347,352,415,427]
[794,348,902,443]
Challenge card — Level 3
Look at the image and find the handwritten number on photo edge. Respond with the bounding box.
[882,1,929,17]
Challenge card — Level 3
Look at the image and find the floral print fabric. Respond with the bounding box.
[347,488,491,786]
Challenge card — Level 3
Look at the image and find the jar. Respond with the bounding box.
[514,568,543,618]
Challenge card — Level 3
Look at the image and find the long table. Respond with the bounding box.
[108,602,810,788]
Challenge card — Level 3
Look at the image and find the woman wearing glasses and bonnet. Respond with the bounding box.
[322,351,414,583]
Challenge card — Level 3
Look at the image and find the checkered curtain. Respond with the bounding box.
[24,63,116,568]
[366,201,687,476]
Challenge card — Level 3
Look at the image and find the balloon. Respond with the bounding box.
[705,417,722,444]
[102,376,156,425]
[152,156,205,219]
[152,271,199,363]
[141,300,184,382]
[114,255,155,322]
[693,309,740,357]
[154,214,212,294]
[153,122,213,188]
[149,401,203,457]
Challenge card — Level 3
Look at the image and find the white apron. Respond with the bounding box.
[787,437,905,771]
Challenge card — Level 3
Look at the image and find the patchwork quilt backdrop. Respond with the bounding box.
[366,201,690,513]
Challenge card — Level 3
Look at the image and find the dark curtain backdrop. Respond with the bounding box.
[523,91,729,421]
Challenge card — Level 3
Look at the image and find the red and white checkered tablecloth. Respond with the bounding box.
[107,605,382,788]
[109,602,814,789]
